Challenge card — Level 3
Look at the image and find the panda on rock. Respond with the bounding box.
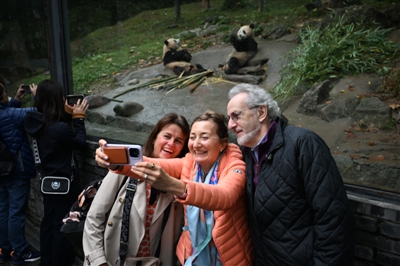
[220,24,258,74]
[162,38,206,76]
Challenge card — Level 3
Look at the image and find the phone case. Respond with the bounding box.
[103,146,129,164]
[103,144,143,165]
[66,95,84,105]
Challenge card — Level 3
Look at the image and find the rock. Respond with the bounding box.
[277,34,301,43]
[320,97,358,122]
[353,97,391,126]
[124,78,139,87]
[386,4,400,27]
[297,80,332,115]
[86,95,112,109]
[113,102,144,117]
[199,25,218,37]
[261,23,291,40]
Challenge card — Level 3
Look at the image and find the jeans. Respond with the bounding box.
[39,181,78,266]
[0,177,30,253]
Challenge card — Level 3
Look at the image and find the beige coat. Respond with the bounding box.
[83,172,182,266]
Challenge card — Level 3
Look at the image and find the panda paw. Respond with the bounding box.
[182,53,192,62]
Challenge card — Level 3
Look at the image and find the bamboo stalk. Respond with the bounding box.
[189,77,206,93]
[113,70,213,97]
[112,76,174,98]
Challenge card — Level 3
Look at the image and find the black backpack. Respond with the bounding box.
[60,177,128,251]
[0,139,17,178]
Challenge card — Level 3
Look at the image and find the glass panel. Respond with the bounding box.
[0,0,49,106]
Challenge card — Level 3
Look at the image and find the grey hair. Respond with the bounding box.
[228,83,281,120]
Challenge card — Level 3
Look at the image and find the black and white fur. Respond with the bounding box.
[162,38,206,76]
[220,24,258,74]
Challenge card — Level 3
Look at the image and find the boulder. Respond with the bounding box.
[320,97,358,122]
[297,80,332,115]
[353,97,391,126]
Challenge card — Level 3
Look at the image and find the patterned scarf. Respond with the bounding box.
[184,152,224,266]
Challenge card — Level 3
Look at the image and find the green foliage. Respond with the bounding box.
[253,24,264,37]
[179,32,198,41]
[221,0,248,11]
[273,12,400,101]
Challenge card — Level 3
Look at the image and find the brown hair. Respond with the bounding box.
[143,113,190,158]
[191,110,228,143]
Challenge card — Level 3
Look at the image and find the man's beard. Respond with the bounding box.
[237,122,261,147]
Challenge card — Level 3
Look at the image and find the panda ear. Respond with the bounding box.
[249,24,255,29]
[164,40,169,45]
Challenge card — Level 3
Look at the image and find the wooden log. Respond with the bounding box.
[237,66,266,75]
[221,72,265,84]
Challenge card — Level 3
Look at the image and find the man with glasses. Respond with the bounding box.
[226,83,354,266]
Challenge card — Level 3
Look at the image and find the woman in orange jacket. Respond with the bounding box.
[96,110,252,266]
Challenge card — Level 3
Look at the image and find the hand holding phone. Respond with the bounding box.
[22,85,31,94]
[66,94,85,105]
[102,144,143,166]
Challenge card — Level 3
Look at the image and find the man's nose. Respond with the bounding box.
[227,118,236,129]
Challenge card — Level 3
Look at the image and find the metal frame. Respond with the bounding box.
[46,0,73,95]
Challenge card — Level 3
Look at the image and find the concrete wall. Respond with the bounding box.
[25,139,400,265]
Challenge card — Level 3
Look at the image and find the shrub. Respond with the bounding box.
[273,11,400,101]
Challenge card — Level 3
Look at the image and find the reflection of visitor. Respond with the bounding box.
[3,20,30,69]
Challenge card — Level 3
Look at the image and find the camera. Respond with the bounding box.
[22,85,31,94]
[129,147,141,158]
[103,144,143,165]
[66,94,84,105]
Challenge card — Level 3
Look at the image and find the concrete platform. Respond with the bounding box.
[1,220,83,266]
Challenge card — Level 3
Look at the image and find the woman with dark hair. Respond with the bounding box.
[84,113,190,266]
[142,113,189,158]
[96,110,253,266]
[24,79,89,266]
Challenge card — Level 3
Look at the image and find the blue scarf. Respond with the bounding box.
[184,152,224,266]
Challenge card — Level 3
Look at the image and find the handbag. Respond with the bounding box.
[119,179,171,266]
[60,177,127,251]
[41,176,70,194]
[31,137,73,194]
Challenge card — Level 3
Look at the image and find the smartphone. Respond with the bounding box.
[66,94,84,105]
[22,85,31,94]
[102,144,143,165]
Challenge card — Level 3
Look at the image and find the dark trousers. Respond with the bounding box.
[0,177,30,253]
[39,184,78,266]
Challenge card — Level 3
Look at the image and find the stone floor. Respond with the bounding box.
[1,220,83,266]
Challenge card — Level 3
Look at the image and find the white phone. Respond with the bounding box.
[102,144,143,165]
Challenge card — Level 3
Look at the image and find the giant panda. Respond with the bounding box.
[220,24,258,74]
[162,38,206,76]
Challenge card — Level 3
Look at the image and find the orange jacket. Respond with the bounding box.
[118,143,253,265]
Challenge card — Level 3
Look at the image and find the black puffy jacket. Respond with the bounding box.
[242,118,354,266]
[0,100,36,179]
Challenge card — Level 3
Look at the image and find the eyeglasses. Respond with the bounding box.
[225,106,259,124]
